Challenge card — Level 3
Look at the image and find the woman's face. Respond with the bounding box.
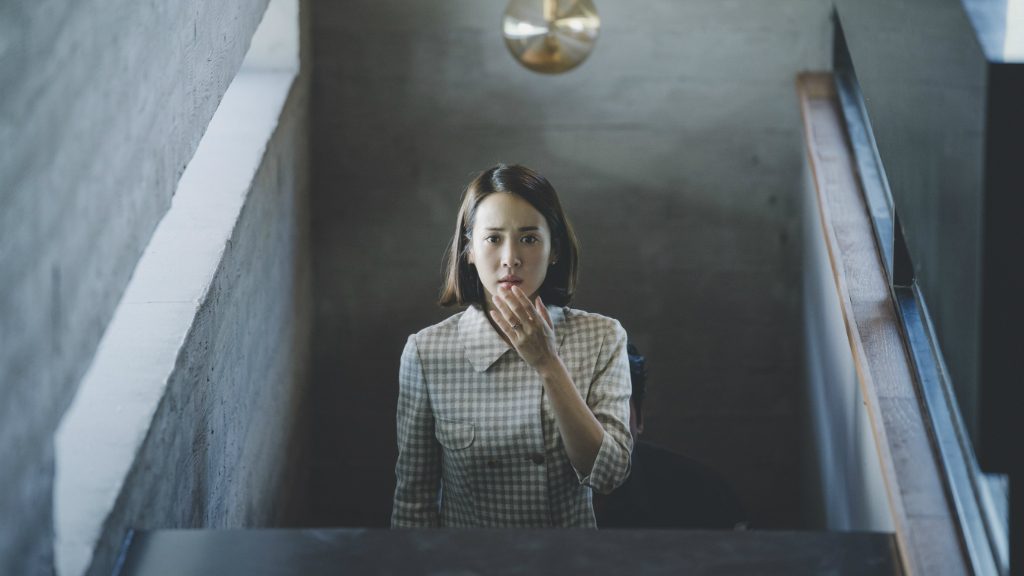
[468,193,556,311]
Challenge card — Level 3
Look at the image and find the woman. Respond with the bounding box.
[391,164,632,528]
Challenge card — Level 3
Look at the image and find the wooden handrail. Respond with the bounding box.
[797,72,971,576]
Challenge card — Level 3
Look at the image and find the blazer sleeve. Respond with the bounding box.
[573,319,634,494]
[391,334,442,527]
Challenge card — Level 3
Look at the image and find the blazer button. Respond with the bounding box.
[487,459,500,468]
[530,453,545,465]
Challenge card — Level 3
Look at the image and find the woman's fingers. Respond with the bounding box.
[490,294,514,326]
[496,290,527,327]
[493,290,560,370]
[489,309,513,337]
[508,286,537,323]
[536,295,554,329]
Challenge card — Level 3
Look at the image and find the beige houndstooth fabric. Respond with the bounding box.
[391,304,633,528]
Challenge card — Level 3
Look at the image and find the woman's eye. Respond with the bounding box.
[521,235,539,244]
[485,235,500,244]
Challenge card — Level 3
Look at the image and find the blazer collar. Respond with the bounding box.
[459,304,567,373]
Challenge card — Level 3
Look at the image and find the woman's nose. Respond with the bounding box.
[501,245,521,267]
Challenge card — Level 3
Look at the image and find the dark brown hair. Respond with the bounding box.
[438,164,580,308]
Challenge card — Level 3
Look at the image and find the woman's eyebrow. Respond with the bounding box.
[484,226,541,232]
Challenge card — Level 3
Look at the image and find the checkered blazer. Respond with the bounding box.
[391,304,633,528]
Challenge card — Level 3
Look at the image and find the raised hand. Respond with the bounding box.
[488,285,559,371]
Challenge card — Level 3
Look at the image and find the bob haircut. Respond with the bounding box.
[439,164,580,308]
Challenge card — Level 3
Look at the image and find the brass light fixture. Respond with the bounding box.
[502,0,600,74]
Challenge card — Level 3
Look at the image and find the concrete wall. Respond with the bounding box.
[0,0,310,573]
[799,160,892,531]
[310,0,832,527]
[67,67,311,576]
[56,2,311,574]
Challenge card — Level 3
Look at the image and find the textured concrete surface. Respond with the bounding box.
[0,0,290,574]
[51,1,311,574]
[309,0,832,528]
[55,67,310,576]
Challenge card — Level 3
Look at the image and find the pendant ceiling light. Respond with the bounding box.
[502,0,600,74]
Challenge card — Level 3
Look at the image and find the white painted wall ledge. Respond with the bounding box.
[53,67,297,576]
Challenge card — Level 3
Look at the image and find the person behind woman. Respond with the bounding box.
[391,164,633,528]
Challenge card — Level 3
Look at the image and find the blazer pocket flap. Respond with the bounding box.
[436,418,475,450]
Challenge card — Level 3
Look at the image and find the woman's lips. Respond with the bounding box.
[498,280,522,290]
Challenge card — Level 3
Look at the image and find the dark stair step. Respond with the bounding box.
[116,527,901,575]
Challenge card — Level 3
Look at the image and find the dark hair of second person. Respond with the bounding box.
[627,342,648,427]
